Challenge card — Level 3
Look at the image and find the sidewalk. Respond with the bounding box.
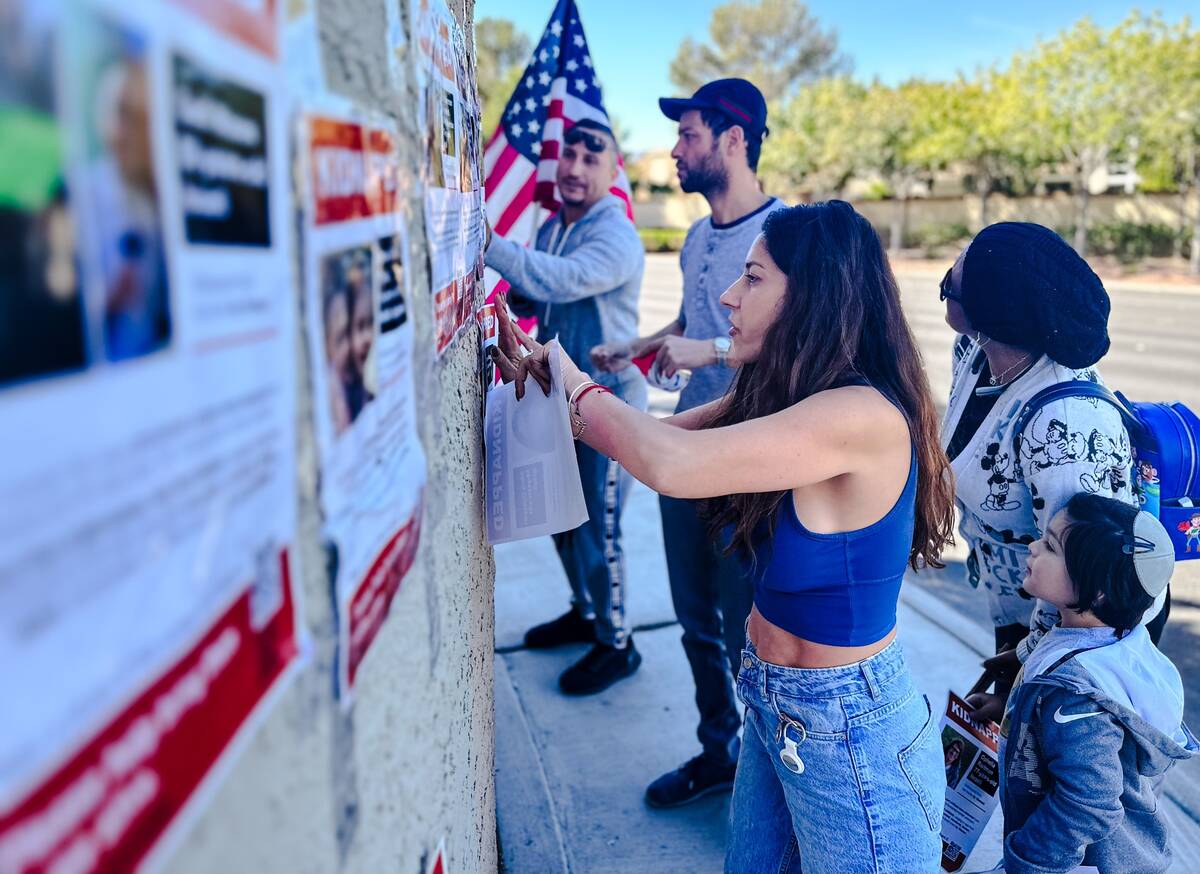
[494,482,1200,873]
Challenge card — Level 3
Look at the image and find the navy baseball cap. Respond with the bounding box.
[658,78,769,137]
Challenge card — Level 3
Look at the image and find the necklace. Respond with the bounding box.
[989,354,1032,387]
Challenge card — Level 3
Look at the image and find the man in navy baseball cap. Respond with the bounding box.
[657,78,769,197]
[603,77,782,810]
[658,78,770,140]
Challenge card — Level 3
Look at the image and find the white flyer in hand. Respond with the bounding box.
[485,341,588,544]
[940,692,1002,872]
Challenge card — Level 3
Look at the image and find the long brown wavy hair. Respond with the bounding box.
[701,201,955,570]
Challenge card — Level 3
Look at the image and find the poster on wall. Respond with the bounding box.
[303,112,428,701]
[413,0,485,357]
[0,1,303,872]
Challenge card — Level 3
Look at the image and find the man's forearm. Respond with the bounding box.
[633,319,683,353]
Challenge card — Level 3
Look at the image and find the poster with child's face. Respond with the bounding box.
[320,243,377,435]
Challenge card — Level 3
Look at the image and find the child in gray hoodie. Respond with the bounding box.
[999,492,1197,874]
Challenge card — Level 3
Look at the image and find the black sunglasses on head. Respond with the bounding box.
[939,268,961,303]
[563,126,609,153]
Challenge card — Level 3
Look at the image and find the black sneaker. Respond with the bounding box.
[524,609,597,649]
[645,753,737,808]
[558,639,641,695]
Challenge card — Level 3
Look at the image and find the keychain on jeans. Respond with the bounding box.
[776,717,807,774]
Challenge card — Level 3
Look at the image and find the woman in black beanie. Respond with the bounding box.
[938,222,1167,721]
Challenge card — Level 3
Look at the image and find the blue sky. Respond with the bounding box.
[473,0,1196,152]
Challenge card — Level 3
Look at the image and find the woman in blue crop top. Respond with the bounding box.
[491,201,956,873]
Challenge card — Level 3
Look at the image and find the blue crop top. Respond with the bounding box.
[745,448,918,647]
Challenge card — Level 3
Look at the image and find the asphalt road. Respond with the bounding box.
[637,251,1200,817]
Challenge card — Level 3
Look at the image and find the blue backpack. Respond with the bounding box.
[1013,381,1200,561]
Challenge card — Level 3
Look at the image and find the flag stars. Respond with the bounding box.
[525,97,536,112]
[552,45,560,57]
[582,55,592,68]
[566,59,578,72]
[573,34,585,47]
[525,75,534,88]
[512,122,524,137]
[550,20,562,36]
[542,93,551,107]
[539,49,548,62]
[528,119,541,135]
[539,71,551,86]
[574,78,587,93]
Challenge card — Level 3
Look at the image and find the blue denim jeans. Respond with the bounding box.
[661,495,755,765]
[556,371,647,647]
[726,637,943,874]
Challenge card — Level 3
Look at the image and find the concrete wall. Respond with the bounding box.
[167,2,497,873]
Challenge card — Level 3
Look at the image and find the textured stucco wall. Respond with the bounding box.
[166,1,497,872]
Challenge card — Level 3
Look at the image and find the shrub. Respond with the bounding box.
[904,222,971,252]
[638,227,688,253]
[1058,222,1188,263]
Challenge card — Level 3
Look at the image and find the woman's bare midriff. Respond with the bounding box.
[748,605,897,669]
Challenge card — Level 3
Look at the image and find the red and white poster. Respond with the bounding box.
[414,0,485,357]
[302,112,428,700]
[939,692,1002,872]
[0,1,302,872]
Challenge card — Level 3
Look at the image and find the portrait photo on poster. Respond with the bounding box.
[0,3,87,388]
[319,231,414,436]
[71,9,172,365]
[940,725,979,792]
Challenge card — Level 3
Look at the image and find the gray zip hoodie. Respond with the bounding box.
[485,195,642,389]
[1000,624,1198,873]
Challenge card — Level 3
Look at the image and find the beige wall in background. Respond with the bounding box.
[167,1,497,872]
[638,190,1198,235]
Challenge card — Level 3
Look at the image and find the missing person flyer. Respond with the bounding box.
[414,0,484,357]
[302,111,428,702]
[0,2,303,872]
[939,692,1002,872]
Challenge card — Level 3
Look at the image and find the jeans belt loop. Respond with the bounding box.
[861,658,881,701]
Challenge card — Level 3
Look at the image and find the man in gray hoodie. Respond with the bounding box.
[485,118,646,696]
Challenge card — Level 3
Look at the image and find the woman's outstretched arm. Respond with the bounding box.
[490,303,906,499]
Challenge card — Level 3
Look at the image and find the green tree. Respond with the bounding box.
[475,17,531,139]
[668,0,849,99]
[906,70,1029,228]
[1132,14,1200,272]
[1015,17,1145,255]
[851,80,943,252]
[758,77,864,198]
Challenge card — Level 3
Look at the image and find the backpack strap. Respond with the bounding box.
[1011,380,1146,457]
[1043,647,1092,675]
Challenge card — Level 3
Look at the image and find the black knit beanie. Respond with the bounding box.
[960,222,1111,368]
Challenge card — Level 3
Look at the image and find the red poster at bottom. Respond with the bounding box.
[0,551,302,874]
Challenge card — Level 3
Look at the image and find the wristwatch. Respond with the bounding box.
[713,336,732,367]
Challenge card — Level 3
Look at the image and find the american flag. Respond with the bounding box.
[483,0,633,297]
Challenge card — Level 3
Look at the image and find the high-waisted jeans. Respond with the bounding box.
[725,636,943,874]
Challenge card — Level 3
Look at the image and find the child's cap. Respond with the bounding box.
[1125,511,1175,597]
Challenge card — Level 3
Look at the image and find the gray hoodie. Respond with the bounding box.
[1000,624,1198,874]
[485,195,642,390]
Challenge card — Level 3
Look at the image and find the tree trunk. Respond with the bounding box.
[1074,177,1090,256]
[979,183,990,230]
[1191,180,1200,276]
[889,199,904,254]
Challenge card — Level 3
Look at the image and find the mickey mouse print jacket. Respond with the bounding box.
[941,337,1137,652]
